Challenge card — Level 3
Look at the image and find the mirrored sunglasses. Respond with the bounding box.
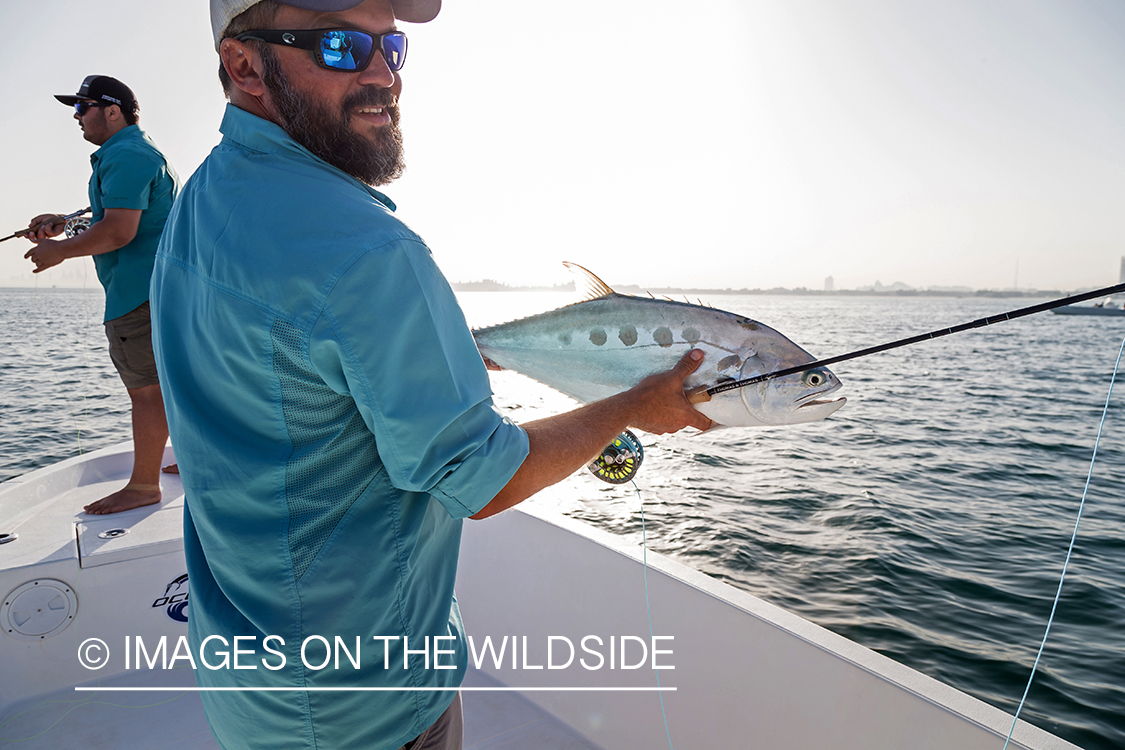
[74,101,107,116]
[235,28,408,72]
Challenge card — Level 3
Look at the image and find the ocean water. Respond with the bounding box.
[2,286,1123,749]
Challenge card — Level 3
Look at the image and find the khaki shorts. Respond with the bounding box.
[397,693,462,750]
[105,301,160,389]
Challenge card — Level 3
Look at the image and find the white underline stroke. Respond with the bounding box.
[75,686,676,692]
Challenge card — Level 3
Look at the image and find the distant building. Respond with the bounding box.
[859,280,915,293]
[824,275,834,292]
[1119,256,1124,285]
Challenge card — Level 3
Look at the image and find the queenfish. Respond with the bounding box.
[472,264,846,428]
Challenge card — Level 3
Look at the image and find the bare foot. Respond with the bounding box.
[84,485,161,515]
[162,463,179,474]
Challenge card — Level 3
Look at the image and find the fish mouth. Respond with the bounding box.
[797,396,847,410]
[793,395,847,421]
[791,385,844,410]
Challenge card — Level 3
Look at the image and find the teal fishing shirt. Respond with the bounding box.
[88,124,177,322]
[150,105,529,750]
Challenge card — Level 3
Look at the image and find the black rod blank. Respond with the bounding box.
[706,282,1125,397]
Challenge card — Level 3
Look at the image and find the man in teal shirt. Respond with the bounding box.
[26,75,179,515]
[150,2,710,748]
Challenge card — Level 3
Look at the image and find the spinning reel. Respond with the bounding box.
[587,430,644,484]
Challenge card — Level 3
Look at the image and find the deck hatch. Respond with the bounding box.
[2,579,77,641]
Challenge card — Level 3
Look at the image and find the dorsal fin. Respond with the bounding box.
[563,261,617,301]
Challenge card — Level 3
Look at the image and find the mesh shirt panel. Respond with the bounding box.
[272,318,382,582]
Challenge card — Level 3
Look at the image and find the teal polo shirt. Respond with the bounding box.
[88,124,178,321]
[151,105,529,750]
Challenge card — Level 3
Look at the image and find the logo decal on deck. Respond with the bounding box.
[152,574,189,622]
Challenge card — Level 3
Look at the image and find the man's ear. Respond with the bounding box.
[103,104,123,124]
[220,38,267,97]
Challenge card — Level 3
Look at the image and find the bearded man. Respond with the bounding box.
[150,2,710,749]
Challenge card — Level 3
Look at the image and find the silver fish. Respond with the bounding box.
[473,263,846,427]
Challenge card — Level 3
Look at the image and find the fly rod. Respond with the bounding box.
[688,282,1125,403]
[1,208,91,243]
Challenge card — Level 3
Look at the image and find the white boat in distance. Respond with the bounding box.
[1052,301,1125,316]
[0,443,1080,750]
[1054,260,1125,315]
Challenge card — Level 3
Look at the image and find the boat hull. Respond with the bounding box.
[458,503,1078,750]
[0,444,1079,749]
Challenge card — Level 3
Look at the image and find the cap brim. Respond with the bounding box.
[391,0,440,23]
[213,0,440,50]
[54,95,82,106]
[257,0,439,21]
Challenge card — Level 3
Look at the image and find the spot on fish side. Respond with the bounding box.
[653,326,674,347]
[737,318,760,331]
[589,328,608,346]
[619,325,638,346]
[717,355,742,371]
[682,327,701,344]
[559,332,572,345]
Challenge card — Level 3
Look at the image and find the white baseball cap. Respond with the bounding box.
[211,0,441,49]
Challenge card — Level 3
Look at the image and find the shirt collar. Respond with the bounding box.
[218,103,396,212]
[91,124,141,164]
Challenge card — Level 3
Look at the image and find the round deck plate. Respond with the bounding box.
[2,580,78,641]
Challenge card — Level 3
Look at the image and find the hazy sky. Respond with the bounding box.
[1,0,1122,291]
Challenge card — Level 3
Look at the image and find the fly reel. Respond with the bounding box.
[587,430,644,484]
[64,217,91,238]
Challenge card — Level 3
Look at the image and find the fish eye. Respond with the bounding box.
[804,371,825,387]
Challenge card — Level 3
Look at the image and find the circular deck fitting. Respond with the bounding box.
[2,580,79,641]
[0,533,17,545]
[97,528,129,540]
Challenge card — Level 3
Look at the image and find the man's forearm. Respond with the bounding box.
[50,218,135,259]
[474,395,640,519]
[472,350,711,519]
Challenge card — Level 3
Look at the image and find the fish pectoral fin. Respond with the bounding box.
[563,261,618,301]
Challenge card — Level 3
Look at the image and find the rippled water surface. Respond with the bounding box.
[3,287,1124,749]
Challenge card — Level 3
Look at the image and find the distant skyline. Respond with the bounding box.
[1,0,1123,292]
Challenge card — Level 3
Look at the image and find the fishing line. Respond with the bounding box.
[1001,334,1125,750]
[29,227,96,459]
[630,479,676,750]
[0,691,192,744]
[24,235,110,730]
[695,282,1125,400]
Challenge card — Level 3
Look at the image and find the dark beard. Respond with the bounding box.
[258,46,405,186]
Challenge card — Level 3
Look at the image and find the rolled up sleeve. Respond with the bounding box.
[308,238,529,518]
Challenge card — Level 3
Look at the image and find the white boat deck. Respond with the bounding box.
[0,668,597,750]
[0,442,1080,750]
[0,445,597,750]
[464,670,600,750]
